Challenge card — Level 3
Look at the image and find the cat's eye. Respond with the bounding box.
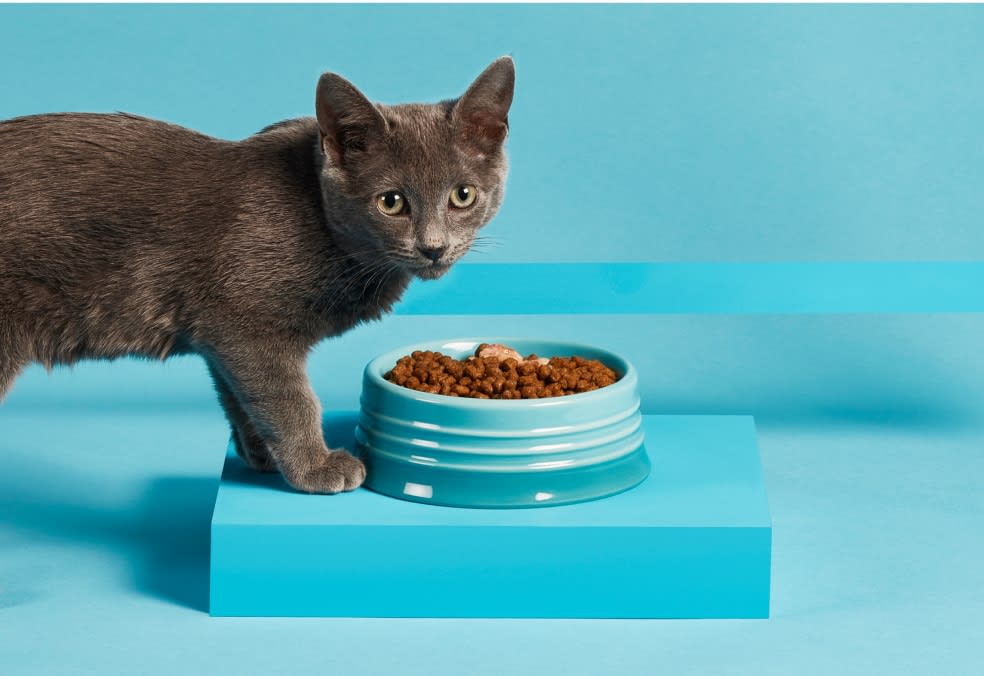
[449,184,477,209]
[377,191,408,216]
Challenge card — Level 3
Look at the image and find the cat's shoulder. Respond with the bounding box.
[250,116,319,141]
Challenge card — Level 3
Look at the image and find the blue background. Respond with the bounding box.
[2,4,984,675]
[2,3,984,261]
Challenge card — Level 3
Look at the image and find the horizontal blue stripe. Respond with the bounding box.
[396,262,984,314]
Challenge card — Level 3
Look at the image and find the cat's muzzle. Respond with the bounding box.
[412,260,452,280]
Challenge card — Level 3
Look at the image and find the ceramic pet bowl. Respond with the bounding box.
[355,338,650,508]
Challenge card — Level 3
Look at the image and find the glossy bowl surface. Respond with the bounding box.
[356,338,650,508]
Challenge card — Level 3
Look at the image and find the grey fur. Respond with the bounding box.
[0,56,514,493]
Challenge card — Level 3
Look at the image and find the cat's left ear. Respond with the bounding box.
[452,56,515,156]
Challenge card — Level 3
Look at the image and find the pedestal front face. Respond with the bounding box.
[210,415,772,618]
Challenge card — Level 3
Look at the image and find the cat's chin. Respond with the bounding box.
[413,263,452,280]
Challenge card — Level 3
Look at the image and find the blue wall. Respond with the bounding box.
[2,4,984,426]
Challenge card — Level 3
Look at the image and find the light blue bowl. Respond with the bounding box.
[355,338,650,508]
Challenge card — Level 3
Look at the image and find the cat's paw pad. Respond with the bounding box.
[289,450,366,494]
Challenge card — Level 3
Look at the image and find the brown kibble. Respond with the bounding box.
[382,345,620,400]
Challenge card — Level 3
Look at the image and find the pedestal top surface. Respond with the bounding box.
[212,414,770,528]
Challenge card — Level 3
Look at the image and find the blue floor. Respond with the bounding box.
[2,402,982,675]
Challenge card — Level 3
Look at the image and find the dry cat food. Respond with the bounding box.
[383,343,620,399]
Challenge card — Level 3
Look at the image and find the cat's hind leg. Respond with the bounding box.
[207,363,278,473]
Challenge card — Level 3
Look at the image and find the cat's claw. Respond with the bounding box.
[289,450,366,494]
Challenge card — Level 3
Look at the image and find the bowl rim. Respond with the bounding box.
[363,336,638,409]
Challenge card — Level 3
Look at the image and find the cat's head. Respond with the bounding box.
[315,56,514,280]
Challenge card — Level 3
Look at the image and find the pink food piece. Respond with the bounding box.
[476,343,524,362]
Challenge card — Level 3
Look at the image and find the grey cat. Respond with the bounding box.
[0,56,514,493]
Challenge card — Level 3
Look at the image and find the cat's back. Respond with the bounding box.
[0,113,240,323]
[0,111,221,176]
[0,112,230,236]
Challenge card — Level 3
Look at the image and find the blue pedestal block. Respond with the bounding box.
[209,414,772,618]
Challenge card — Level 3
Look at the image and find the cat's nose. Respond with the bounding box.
[416,245,447,262]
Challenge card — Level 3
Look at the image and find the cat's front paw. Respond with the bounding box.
[286,450,367,494]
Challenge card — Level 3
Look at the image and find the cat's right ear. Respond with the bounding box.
[316,73,387,168]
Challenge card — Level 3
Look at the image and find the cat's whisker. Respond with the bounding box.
[318,247,391,265]
[472,236,505,246]
[321,256,399,317]
[367,262,400,312]
[359,260,389,292]
[331,265,385,309]
[368,264,398,311]
[315,260,380,316]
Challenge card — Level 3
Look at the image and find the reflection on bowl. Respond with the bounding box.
[355,338,650,508]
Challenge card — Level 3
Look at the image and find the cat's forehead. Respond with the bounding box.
[377,103,459,171]
[379,102,452,139]
[357,102,502,195]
